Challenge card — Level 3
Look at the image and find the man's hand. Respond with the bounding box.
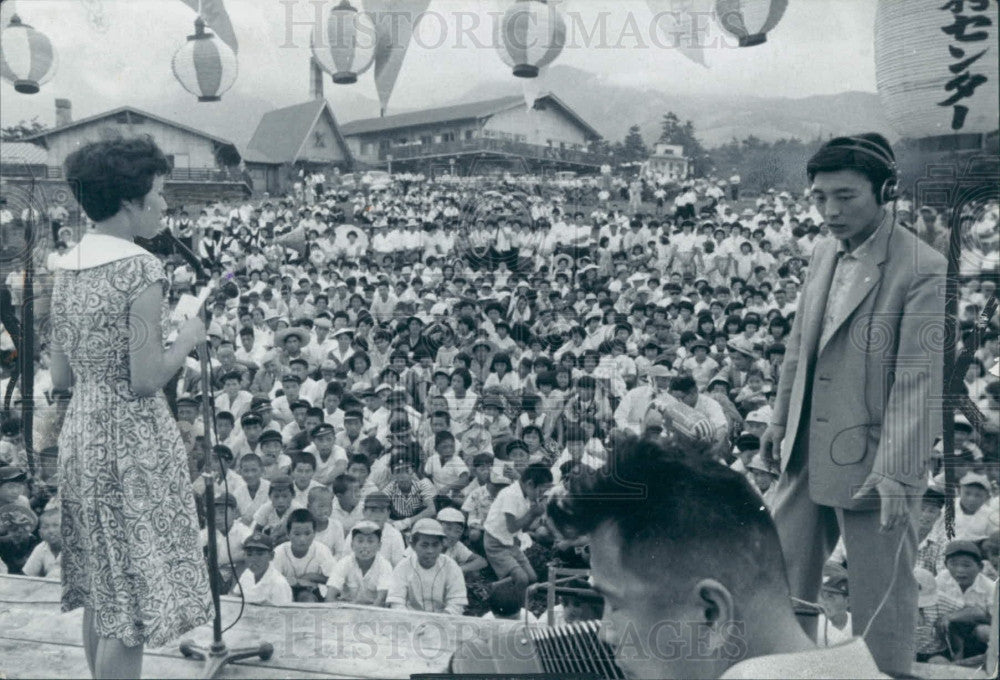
[853,475,910,533]
[759,424,785,468]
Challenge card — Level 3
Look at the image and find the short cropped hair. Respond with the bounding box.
[548,440,791,602]
[285,508,316,531]
[64,135,171,222]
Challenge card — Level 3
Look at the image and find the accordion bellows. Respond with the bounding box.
[449,619,625,678]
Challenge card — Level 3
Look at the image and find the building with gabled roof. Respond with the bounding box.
[19,103,242,177]
[243,99,353,195]
[339,92,610,176]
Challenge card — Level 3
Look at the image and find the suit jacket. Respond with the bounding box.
[771,213,946,509]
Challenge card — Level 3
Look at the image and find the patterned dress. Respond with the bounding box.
[52,250,212,648]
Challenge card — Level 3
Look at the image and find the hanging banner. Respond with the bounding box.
[647,0,715,67]
[366,0,430,114]
[179,0,238,54]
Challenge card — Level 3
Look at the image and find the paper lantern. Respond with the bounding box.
[715,0,787,47]
[498,0,566,78]
[311,0,376,85]
[0,14,57,94]
[172,17,238,102]
[875,0,999,139]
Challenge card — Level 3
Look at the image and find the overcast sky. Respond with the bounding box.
[1,0,878,128]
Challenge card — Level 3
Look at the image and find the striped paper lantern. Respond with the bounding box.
[0,14,57,94]
[875,0,999,139]
[715,0,787,47]
[498,0,566,78]
[172,17,238,102]
[311,0,376,85]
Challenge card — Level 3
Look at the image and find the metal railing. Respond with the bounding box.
[36,166,241,182]
[381,138,613,167]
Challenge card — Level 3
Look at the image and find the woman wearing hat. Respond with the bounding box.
[49,137,211,677]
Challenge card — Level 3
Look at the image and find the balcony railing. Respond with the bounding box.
[39,166,241,182]
[383,138,613,167]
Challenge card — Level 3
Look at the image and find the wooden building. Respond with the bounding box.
[19,103,243,182]
[339,93,611,175]
[645,143,690,181]
[243,99,353,196]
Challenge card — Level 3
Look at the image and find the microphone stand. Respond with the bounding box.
[178,296,273,677]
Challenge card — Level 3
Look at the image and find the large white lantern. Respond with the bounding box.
[714,0,787,47]
[311,0,376,85]
[0,14,57,94]
[875,0,999,139]
[497,0,566,78]
[172,17,238,102]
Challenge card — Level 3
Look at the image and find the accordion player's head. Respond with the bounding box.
[458,439,805,680]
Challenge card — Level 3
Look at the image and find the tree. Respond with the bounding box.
[658,112,683,145]
[1,117,47,141]
[621,124,648,163]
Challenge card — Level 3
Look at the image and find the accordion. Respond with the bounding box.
[448,619,625,678]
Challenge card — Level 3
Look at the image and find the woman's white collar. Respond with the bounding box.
[52,233,149,270]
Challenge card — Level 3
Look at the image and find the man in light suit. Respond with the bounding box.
[760,134,946,676]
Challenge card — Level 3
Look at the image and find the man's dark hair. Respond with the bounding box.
[548,440,791,602]
[806,133,895,204]
[64,135,171,222]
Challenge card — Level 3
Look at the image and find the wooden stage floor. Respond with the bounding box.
[0,575,517,678]
[0,575,990,679]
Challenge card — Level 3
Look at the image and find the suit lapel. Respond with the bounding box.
[817,217,893,357]
[801,241,838,362]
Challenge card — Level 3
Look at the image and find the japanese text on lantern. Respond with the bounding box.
[938,0,993,130]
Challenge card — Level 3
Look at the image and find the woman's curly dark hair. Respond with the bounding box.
[64,134,171,222]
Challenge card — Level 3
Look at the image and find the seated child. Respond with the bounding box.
[307,486,348,560]
[935,540,994,660]
[436,507,487,575]
[386,518,468,615]
[425,431,470,497]
[199,492,251,593]
[250,474,299,545]
[326,520,393,606]
[235,453,271,527]
[913,566,963,663]
[363,492,405,566]
[289,451,324,507]
[22,507,61,579]
[234,532,292,605]
[257,430,292,480]
[462,463,508,546]
[271,508,337,602]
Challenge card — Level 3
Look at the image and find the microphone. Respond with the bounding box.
[136,227,207,283]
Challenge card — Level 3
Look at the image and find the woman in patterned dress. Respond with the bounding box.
[49,137,212,678]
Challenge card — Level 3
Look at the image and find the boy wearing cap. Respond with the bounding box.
[951,471,994,542]
[386,518,468,616]
[462,460,507,544]
[234,533,293,605]
[0,466,31,509]
[816,562,853,647]
[436,507,488,575]
[257,430,292,480]
[935,540,993,659]
[304,423,348,486]
[326,521,392,606]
